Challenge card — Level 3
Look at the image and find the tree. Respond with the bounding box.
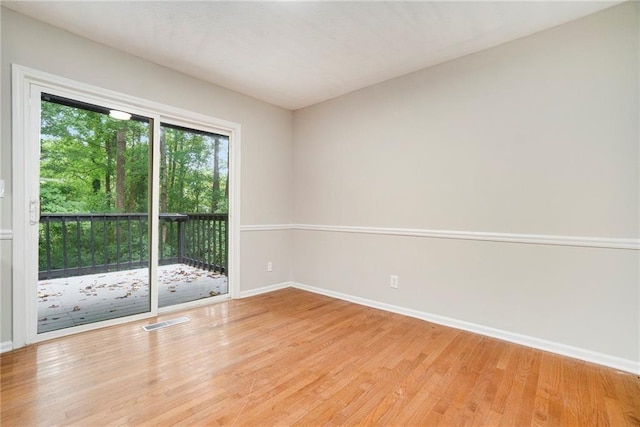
[211,136,221,212]
[115,128,127,211]
[160,127,168,213]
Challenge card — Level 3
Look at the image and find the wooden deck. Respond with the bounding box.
[38,264,228,333]
[3,288,639,426]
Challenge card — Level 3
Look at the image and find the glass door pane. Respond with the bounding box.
[158,123,229,308]
[37,94,152,333]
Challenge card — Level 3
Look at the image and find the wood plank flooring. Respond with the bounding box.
[2,288,639,426]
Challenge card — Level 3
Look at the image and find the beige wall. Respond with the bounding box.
[0,8,293,343]
[292,3,639,362]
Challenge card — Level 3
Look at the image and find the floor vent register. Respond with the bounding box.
[142,316,190,331]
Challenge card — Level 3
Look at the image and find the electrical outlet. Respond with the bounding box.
[390,275,399,289]
[267,262,273,272]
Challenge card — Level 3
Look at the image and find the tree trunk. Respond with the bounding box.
[160,128,168,213]
[211,137,220,212]
[105,138,114,208]
[160,128,168,243]
[126,132,136,212]
[115,128,126,211]
[169,135,177,190]
[178,159,186,209]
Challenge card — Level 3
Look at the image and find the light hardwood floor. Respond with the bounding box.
[2,288,639,426]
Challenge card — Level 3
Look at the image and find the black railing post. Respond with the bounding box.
[45,220,52,273]
[62,219,68,277]
[177,219,184,264]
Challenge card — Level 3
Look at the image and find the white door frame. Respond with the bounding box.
[11,64,241,347]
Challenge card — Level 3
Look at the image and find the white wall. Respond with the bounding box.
[0,7,293,343]
[292,2,639,366]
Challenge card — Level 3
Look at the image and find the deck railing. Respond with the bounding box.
[38,213,227,280]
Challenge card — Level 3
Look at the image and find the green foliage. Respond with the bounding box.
[39,180,84,213]
[40,100,229,215]
[40,100,151,213]
[161,126,229,214]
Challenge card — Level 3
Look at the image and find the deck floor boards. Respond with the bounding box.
[37,264,228,332]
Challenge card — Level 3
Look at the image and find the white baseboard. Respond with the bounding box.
[1,341,13,353]
[289,282,640,375]
[238,282,291,299]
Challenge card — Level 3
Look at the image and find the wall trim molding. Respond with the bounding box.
[238,223,639,249]
[0,341,13,353]
[238,282,291,298]
[0,230,12,240]
[287,282,639,375]
[292,224,640,250]
[240,224,292,232]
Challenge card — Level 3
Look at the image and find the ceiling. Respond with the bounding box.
[3,1,623,110]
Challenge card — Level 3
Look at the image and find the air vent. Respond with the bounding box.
[142,316,189,331]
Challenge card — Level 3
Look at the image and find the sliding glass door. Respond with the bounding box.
[37,93,153,333]
[157,123,229,308]
[31,92,231,337]
[12,65,238,346]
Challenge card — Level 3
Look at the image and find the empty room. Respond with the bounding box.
[1,1,639,425]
